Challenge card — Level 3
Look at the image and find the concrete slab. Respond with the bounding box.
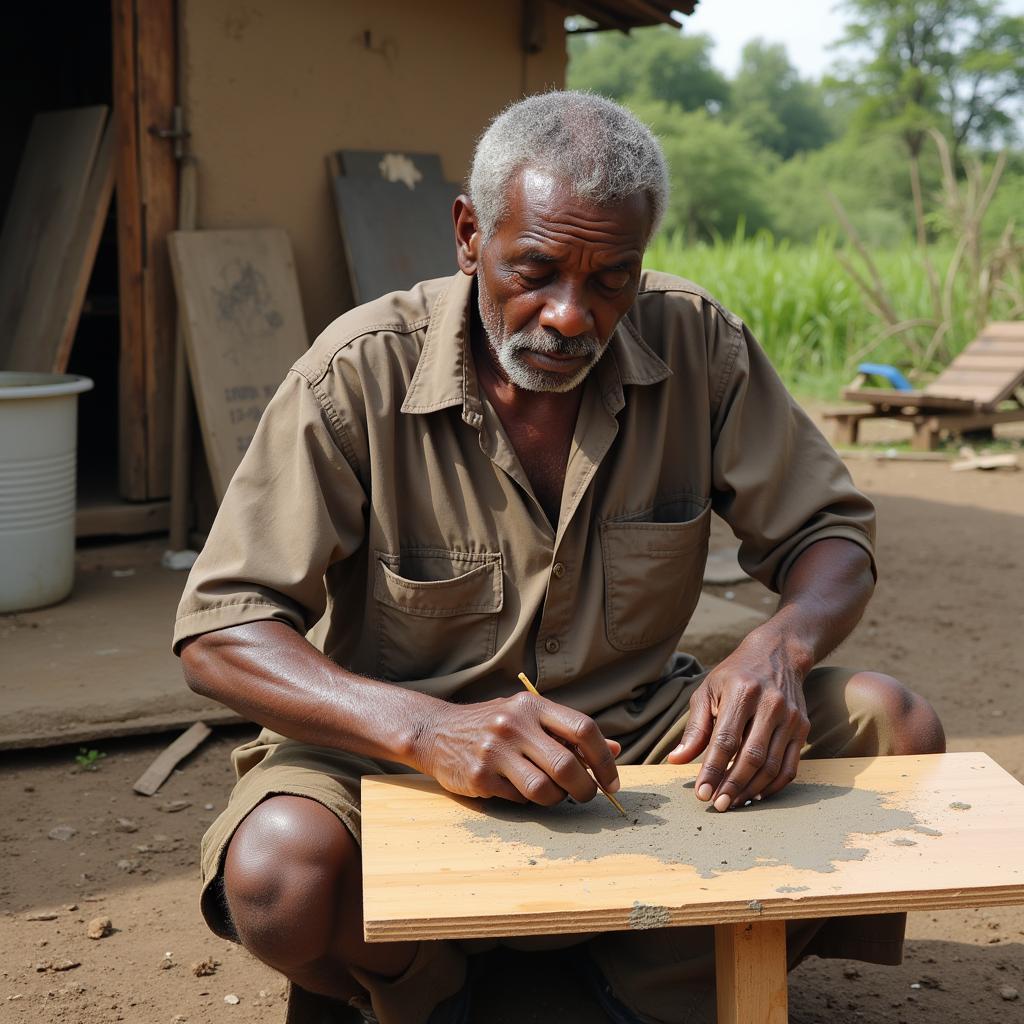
[0,541,766,750]
[0,539,236,750]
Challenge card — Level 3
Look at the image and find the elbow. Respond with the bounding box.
[179,634,220,699]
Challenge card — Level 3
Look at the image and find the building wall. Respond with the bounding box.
[180,0,567,336]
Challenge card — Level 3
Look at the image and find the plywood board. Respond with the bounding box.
[49,117,116,373]
[0,106,108,371]
[331,176,460,303]
[167,229,309,502]
[361,753,1024,942]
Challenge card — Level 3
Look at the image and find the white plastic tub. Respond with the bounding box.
[0,372,94,612]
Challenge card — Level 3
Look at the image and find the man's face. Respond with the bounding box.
[471,169,649,394]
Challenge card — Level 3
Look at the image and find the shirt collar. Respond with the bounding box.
[400,271,670,421]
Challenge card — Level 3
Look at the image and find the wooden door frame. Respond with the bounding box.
[112,0,178,501]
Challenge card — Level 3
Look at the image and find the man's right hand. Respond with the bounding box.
[416,692,621,806]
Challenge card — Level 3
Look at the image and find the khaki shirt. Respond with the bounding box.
[173,270,875,760]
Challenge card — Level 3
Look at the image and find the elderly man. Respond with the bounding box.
[175,92,944,1024]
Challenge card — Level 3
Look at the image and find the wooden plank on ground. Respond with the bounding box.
[0,106,108,371]
[167,229,310,501]
[362,753,1024,942]
[132,721,212,795]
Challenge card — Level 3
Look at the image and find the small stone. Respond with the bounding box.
[843,966,860,979]
[159,958,174,970]
[48,825,77,841]
[64,904,78,912]
[35,958,80,973]
[204,803,214,811]
[114,818,138,833]
[7,994,24,1001]
[87,916,112,940]
[258,991,268,999]
[910,982,921,989]
[116,858,141,873]
[190,957,219,977]
[1000,986,1019,1001]
[224,994,240,1005]
[24,785,35,793]
[159,800,191,813]
[919,975,942,990]
[25,912,58,922]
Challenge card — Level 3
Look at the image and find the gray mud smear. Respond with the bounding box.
[459,780,937,879]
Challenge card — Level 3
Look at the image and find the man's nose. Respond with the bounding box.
[538,283,595,338]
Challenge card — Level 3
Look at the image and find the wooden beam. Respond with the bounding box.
[132,722,212,796]
[714,920,788,1024]
[113,0,147,500]
[136,0,178,498]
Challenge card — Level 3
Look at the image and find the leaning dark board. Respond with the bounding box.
[331,177,461,303]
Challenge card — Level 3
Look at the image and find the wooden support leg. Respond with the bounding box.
[831,415,859,446]
[911,416,941,451]
[714,920,788,1024]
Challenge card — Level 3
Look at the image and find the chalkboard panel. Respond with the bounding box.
[331,176,461,303]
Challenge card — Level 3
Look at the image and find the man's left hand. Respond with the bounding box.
[666,637,811,811]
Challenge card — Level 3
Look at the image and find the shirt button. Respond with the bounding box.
[544,638,560,654]
[551,562,565,579]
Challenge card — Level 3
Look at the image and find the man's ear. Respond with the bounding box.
[453,195,480,275]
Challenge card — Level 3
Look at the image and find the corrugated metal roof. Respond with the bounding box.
[561,1,699,32]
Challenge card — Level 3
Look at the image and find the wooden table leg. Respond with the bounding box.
[714,920,788,1024]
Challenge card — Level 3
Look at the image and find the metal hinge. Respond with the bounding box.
[148,105,189,160]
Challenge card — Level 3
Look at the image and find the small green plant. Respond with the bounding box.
[75,747,106,771]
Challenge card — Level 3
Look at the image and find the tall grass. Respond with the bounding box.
[644,229,984,400]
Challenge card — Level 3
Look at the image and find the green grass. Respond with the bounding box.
[643,230,1004,401]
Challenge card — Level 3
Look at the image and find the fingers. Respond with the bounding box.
[539,702,621,796]
[500,754,569,807]
[729,723,791,809]
[758,738,802,799]
[693,685,757,806]
[666,684,714,765]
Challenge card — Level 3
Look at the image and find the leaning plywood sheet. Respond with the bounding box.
[362,753,1024,941]
[331,175,460,303]
[0,106,108,371]
[167,229,309,502]
[48,117,116,373]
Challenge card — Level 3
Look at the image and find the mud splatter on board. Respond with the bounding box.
[459,780,940,878]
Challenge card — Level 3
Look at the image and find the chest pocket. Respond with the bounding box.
[373,548,503,682]
[600,496,711,652]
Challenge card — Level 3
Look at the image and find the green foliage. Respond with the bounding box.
[731,41,835,158]
[833,0,1024,158]
[568,27,728,112]
[75,747,106,771]
[644,232,1020,399]
[635,103,775,241]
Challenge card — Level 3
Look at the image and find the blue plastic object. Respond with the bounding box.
[856,363,913,391]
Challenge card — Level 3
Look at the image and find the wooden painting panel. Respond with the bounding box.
[362,753,1024,942]
[167,228,309,502]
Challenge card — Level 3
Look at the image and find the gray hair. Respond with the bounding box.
[468,90,669,242]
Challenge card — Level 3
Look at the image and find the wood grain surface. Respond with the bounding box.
[361,753,1024,942]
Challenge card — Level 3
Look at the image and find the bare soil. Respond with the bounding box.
[1,458,1021,1023]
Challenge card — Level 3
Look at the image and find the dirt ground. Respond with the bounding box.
[1,455,1022,1023]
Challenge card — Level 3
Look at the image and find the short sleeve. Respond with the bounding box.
[172,369,368,653]
[709,320,876,592]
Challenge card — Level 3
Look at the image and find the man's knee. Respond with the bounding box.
[845,671,945,755]
[223,795,358,970]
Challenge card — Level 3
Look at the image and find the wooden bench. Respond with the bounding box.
[363,753,1024,1023]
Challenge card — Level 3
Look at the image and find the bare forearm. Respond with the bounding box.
[740,537,874,675]
[179,620,443,768]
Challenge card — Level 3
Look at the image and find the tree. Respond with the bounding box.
[833,0,1024,162]
[730,40,834,158]
[631,102,775,241]
[568,27,729,114]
